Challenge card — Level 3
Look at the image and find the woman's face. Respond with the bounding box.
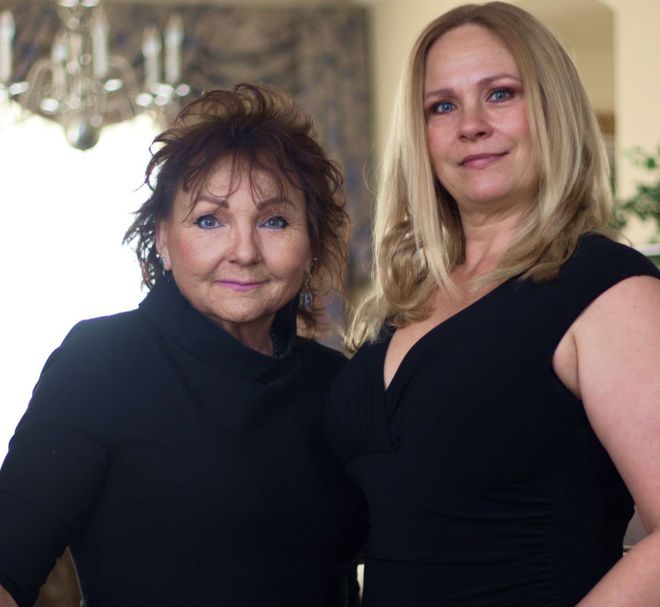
[157,158,312,340]
[424,24,539,215]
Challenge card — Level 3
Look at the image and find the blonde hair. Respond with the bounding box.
[347,1,613,351]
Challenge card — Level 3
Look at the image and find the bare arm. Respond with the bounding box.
[566,275,660,606]
[0,585,17,607]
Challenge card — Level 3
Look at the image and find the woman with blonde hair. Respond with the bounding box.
[326,2,660,605]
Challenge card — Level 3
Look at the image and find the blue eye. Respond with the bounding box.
[194,215,220,229]
[489,88,513,102]
[431,100,456,115]
[261,216,289,229]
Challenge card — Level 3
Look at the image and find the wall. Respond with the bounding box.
[606,0,660,243]
[365,0,615,163]
[365,0,460,156]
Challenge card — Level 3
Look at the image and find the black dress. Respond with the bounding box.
[0,277,366,607]
[326,235,660,606]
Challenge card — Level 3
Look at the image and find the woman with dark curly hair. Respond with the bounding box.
[0,83,366,607]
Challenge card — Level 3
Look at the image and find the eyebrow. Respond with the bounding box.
[424,73,522,101]
[255,196,291,210]
[192,194,291,209]
[193,193,228,207]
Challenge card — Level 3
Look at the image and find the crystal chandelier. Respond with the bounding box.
[0,0,190,150]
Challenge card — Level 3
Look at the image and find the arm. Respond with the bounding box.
[0,586,17,607]
[0,322,111,606]
[568,275,660,606]
[0,424,107,606]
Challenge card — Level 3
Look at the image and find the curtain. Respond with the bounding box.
[5,0,372,291]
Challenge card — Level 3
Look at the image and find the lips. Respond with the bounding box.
[459,152,508,168]
[216,279,266,292]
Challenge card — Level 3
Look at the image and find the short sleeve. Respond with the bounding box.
[534,234,660,357]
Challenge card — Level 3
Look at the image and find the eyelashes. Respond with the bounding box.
[429,100,457,115]
[487,87,514,102]
[194,215,220,229]
[193,214,290,230]
[260,216,289,229]
[426,86,518,116]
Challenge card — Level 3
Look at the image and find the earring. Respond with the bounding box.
[158,253,169,273]
[299,272,313,310]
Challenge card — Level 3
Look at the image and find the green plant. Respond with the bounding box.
[611,145,660,236]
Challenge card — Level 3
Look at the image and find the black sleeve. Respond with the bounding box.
[0,321,112,607]
[535,234,660,358]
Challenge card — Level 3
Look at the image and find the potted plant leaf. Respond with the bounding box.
[612,145,660,266]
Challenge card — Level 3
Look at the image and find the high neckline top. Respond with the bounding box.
[0,272,366,607]
[140,275,298,375]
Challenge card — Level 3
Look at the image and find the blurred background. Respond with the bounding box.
[0,2,658,597]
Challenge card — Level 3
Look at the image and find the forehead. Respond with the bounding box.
[203,156,288,194]
[425,24,519,83]
[176,155,304,213]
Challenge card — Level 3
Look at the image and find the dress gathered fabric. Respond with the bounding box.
[326,234,660,606]
[0,276,366,607]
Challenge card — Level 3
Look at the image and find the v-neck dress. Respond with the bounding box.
[0,277,366,607]
[326,234,660,606]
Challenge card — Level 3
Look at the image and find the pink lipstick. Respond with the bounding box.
[460,152,507,169]
[216,280,265,292]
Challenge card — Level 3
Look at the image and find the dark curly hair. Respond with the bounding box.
[124,83,350,336]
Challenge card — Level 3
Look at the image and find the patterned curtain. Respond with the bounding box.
[4,0,372,292]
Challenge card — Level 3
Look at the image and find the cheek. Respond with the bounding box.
[426,126,453,172]
[168,235,216,273]
[511,107,533,146]
[269,237,311,281]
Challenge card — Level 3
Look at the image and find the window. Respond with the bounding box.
[0,112,159,460]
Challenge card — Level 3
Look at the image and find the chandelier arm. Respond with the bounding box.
[8,0,188,149]
[21,60,66,116]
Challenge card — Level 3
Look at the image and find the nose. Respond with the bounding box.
[227,223,261,265]
[458,103,492,141]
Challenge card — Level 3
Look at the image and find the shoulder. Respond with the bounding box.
[294,337,347,380]
[569,233,660,326]
[563,233,659,280]
[45,309,142,370]
[29,310,143,418]
[331,335,386,399]
[295,337,347,366]
[61,309,140,346]
[541,233,660,321]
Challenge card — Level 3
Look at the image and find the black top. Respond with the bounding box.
[326,235,660,607]
[0,277,366,607]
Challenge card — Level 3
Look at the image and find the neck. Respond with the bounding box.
[458,205,527,277]
[218,315,276,355]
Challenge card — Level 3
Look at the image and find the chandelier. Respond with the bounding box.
[0,0,190,150]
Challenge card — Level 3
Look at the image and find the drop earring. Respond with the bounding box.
[299,259,317,310]
[299,273,313,310]
[158,252,168,273]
